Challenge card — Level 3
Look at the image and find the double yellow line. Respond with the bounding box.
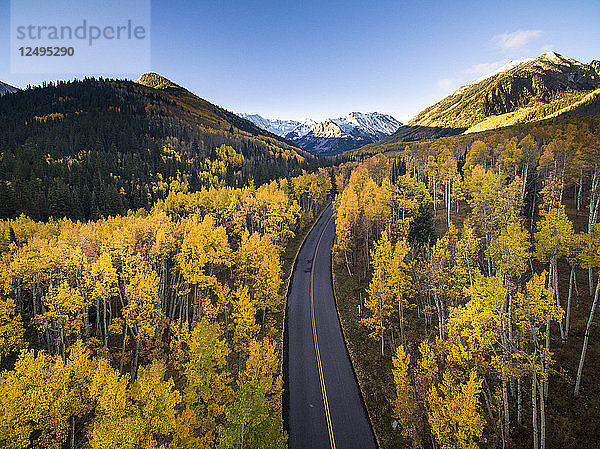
[310,212,337,449]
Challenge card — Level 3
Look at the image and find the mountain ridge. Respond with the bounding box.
[240,111,401,155]
[409,51,600,130]
[0,74,312,220]
[353,51,600,155]
[0,81,18,96]
[136,73,301,148]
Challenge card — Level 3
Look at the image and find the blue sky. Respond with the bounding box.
[1,0,599,122]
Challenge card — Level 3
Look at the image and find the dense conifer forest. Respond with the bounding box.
[0,78,327,221]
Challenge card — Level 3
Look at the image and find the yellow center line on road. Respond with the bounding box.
[310,212,336,449]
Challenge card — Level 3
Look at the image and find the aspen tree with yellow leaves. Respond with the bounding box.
[0,298,25,366]
[575,227,600,398]
[363,231,402,355]
[392,345,426,448]
[534,205,574,344]
[513,273,563,449]
[0,169,328,449]
[333,142,600,448]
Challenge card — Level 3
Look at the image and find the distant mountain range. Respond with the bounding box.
[360,51,600,153]
[239,112,401,155]
[237,115,316,140]
[244,52,600,156]
[0,81,18,96]
[4,50,599,161]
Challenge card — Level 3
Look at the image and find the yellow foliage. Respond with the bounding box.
[426,371,485,449]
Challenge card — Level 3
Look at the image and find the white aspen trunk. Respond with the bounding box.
[433,177,437,213]
[538,379,546,449]
[96,297,100,338]
[434,294,444,340]
[481,379,495,425]
[589,267,595,301]
[503,379,510,440]
[70,415,75,449]
[588,171,599,298]
[522,163,529,202]
[60,327,66,362]
[544,316,550,399]
[344,251,353,276]
[531,182,537,222]
[401,190,406,221]
[131,337,141,379]
[592,190,600,231]
[103,299,108,347]
[577,169,583,216]
[517,377,522,426]
[119,323,128,375]
[532,367,539,449]
[241,421,244,449]
[559,168,565,204]
[574,276,600,397]
[447,180,451,227]
[467,258,473,286]
[399,295,405,347]
[443,180,446,211]
[553,258,566,343]
[589,168,599,223]
[508,291,513,349]
[566,266,574,342]
[380,294,384,356]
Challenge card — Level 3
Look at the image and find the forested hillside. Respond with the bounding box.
[0,77,322,221]
[356,52,600,154]
[408,52,600,130]
[332,115,600,448]
[356,113,600,164]
[0,170,332,448]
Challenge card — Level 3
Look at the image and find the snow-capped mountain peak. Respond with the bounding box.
[285,118,318,140]
[237,113,305,137]
[311,121,349,139]
[238,111,401,155]
[339,111,402,137]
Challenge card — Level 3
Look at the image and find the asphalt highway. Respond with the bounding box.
[284,204,377,449]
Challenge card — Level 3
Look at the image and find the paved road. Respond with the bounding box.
[284,204,377,449]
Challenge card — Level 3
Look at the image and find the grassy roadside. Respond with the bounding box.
[332,261,406,449]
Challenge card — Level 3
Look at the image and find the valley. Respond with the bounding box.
[0,45,599,449]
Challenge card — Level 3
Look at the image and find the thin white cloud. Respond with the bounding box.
[541,44,555,53]
[437,78,454,92]
[466,61,506,75]
[493,29,543,51]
